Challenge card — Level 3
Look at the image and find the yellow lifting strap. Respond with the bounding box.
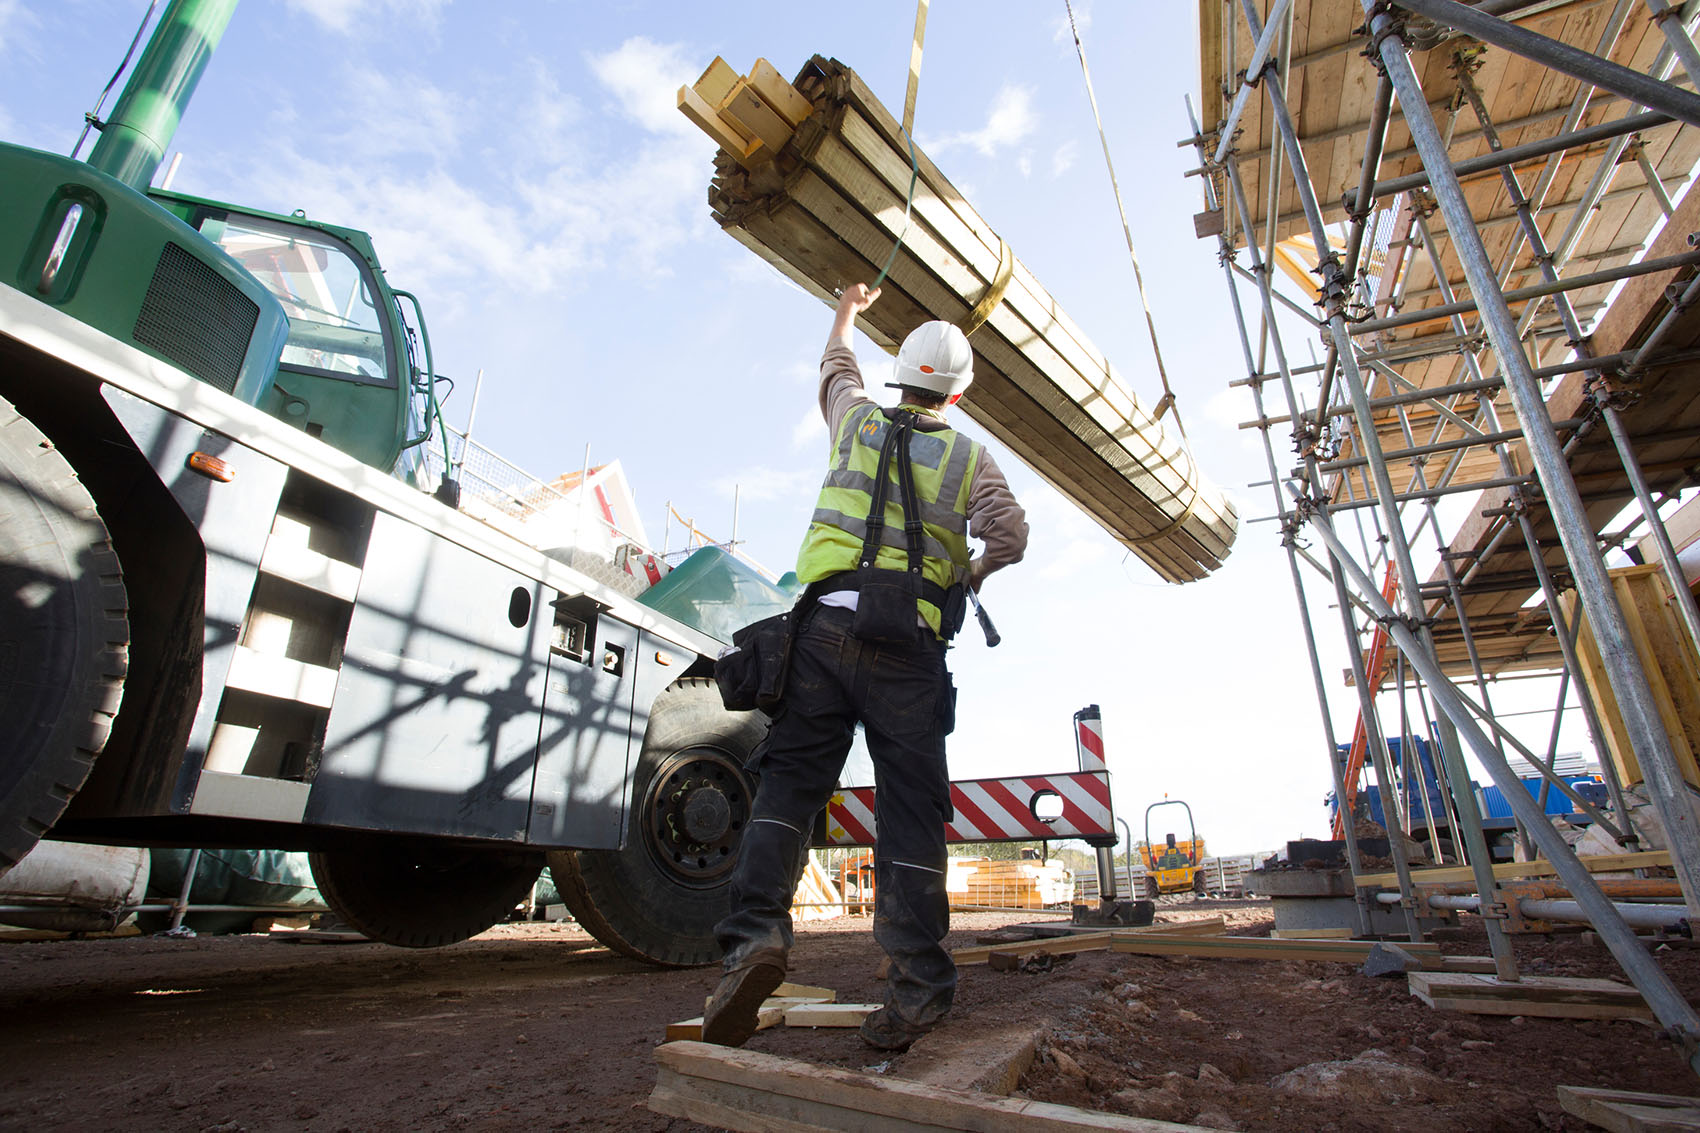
[903,0,929,136]
[1063,0,1200,546]
[872,0,927,292]
[960,238,1014,337]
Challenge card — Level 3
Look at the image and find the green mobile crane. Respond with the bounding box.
[0,0,778,962]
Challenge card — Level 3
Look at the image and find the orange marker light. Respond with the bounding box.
[654,651,674,666]
[919,365,935,373]
[186,452,233,482]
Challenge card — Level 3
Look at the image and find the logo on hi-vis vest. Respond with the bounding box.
[855,413,948,469]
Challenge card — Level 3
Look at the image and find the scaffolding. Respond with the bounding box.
[1192,0,1700,1071]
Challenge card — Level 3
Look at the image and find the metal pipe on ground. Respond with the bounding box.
[1383,890,1691,932]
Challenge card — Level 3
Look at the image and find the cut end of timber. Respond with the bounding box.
[677,56,814,171]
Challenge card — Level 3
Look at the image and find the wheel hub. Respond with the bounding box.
[645,747,752,886]
[681,788,733,842]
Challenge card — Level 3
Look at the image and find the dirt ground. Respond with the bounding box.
[0,899,1695,1132]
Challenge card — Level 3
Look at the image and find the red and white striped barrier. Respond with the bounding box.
[1073,705,1106,772]
[825,705,1118,847]
[824,770,1114,846]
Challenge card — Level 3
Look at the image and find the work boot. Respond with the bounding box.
[701,957,786,1047]
[858,1005,934,1052]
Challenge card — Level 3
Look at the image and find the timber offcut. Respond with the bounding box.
[681,56,1239,583]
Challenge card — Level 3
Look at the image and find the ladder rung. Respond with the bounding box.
[224,646,339,709]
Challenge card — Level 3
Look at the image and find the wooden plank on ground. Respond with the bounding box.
[1137,917,1228,936]
[666,1016,707,1042]
[1270,928,1354,939]
[1556,1084,1700,1131]
[952,932,1114,967]
[773,982,836,1002]
[784,1003,879,1028]
[1354,850,1672,888]
[649,1040,1235,1132]
[896,1023,1048,1098]
[671,991,835,1041]
[1409,972,1653,1021]
[1110,934,1441,963]
[1434,955,1499,974]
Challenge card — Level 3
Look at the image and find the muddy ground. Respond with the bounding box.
[0,899,1695,1131]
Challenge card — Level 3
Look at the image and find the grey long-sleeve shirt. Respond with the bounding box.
[818,341,1028,586]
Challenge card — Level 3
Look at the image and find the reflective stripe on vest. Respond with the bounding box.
[797,402,981,636]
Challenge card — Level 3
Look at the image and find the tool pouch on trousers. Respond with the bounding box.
[714,610,793,712]
[939,583,967,640]
[851,567,922,644]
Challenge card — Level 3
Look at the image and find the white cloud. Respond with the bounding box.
[285,0,450,34]
[923,84,1039,158]
[329,70,465,159]
[215,38,716,313]
[525,61,585,166]
[1017,155,1032,178]
[1051,140,1078,178]
[587,36,698,135]
[0,0,38,59]
[1036,536,1113,582]
[1052,2,1091,45]
[791,405,825,452]
[1203,384,1254,431]
[712,465,817,505]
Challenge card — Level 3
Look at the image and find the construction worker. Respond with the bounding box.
[704,282,1029,1052]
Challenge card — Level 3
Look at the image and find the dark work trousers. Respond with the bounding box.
[714,602,957,1029]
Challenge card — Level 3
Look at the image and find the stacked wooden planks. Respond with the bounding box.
[684,56,1239,582]
[946,858,1073,909]
[1195,853,1264,897]
[791,856,844,921]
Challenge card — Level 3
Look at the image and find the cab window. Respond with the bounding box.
[202,214,395,387]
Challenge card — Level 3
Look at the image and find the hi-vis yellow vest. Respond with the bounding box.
[796,403,982,636]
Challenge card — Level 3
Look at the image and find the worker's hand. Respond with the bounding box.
[968,557,987,591]
[830,283,882,346]
[838,283,881,317]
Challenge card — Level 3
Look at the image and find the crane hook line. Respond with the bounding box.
[1063,1,1186,440]
[1064,0,1202,548]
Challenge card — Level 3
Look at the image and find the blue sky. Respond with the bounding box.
[0,0,1596,855]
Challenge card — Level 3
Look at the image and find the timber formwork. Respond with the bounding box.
[1193,0,1700,1072]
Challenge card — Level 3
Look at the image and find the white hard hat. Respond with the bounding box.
[893,321,974,399]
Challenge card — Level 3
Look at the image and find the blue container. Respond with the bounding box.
[1479,774,1599,821]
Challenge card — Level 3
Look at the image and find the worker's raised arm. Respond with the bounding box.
[828,283,881,348]
[820,283,883,427]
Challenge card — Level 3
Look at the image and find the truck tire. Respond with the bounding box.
[548,678,766,967]
[0,400,127,875]
[308,839,543,948]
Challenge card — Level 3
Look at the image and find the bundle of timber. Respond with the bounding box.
[791,856,844,921]
[1196,853,1261,897]
[1072,862,1148,904]
[682,56,1238,582]
[947,858,1072,909]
